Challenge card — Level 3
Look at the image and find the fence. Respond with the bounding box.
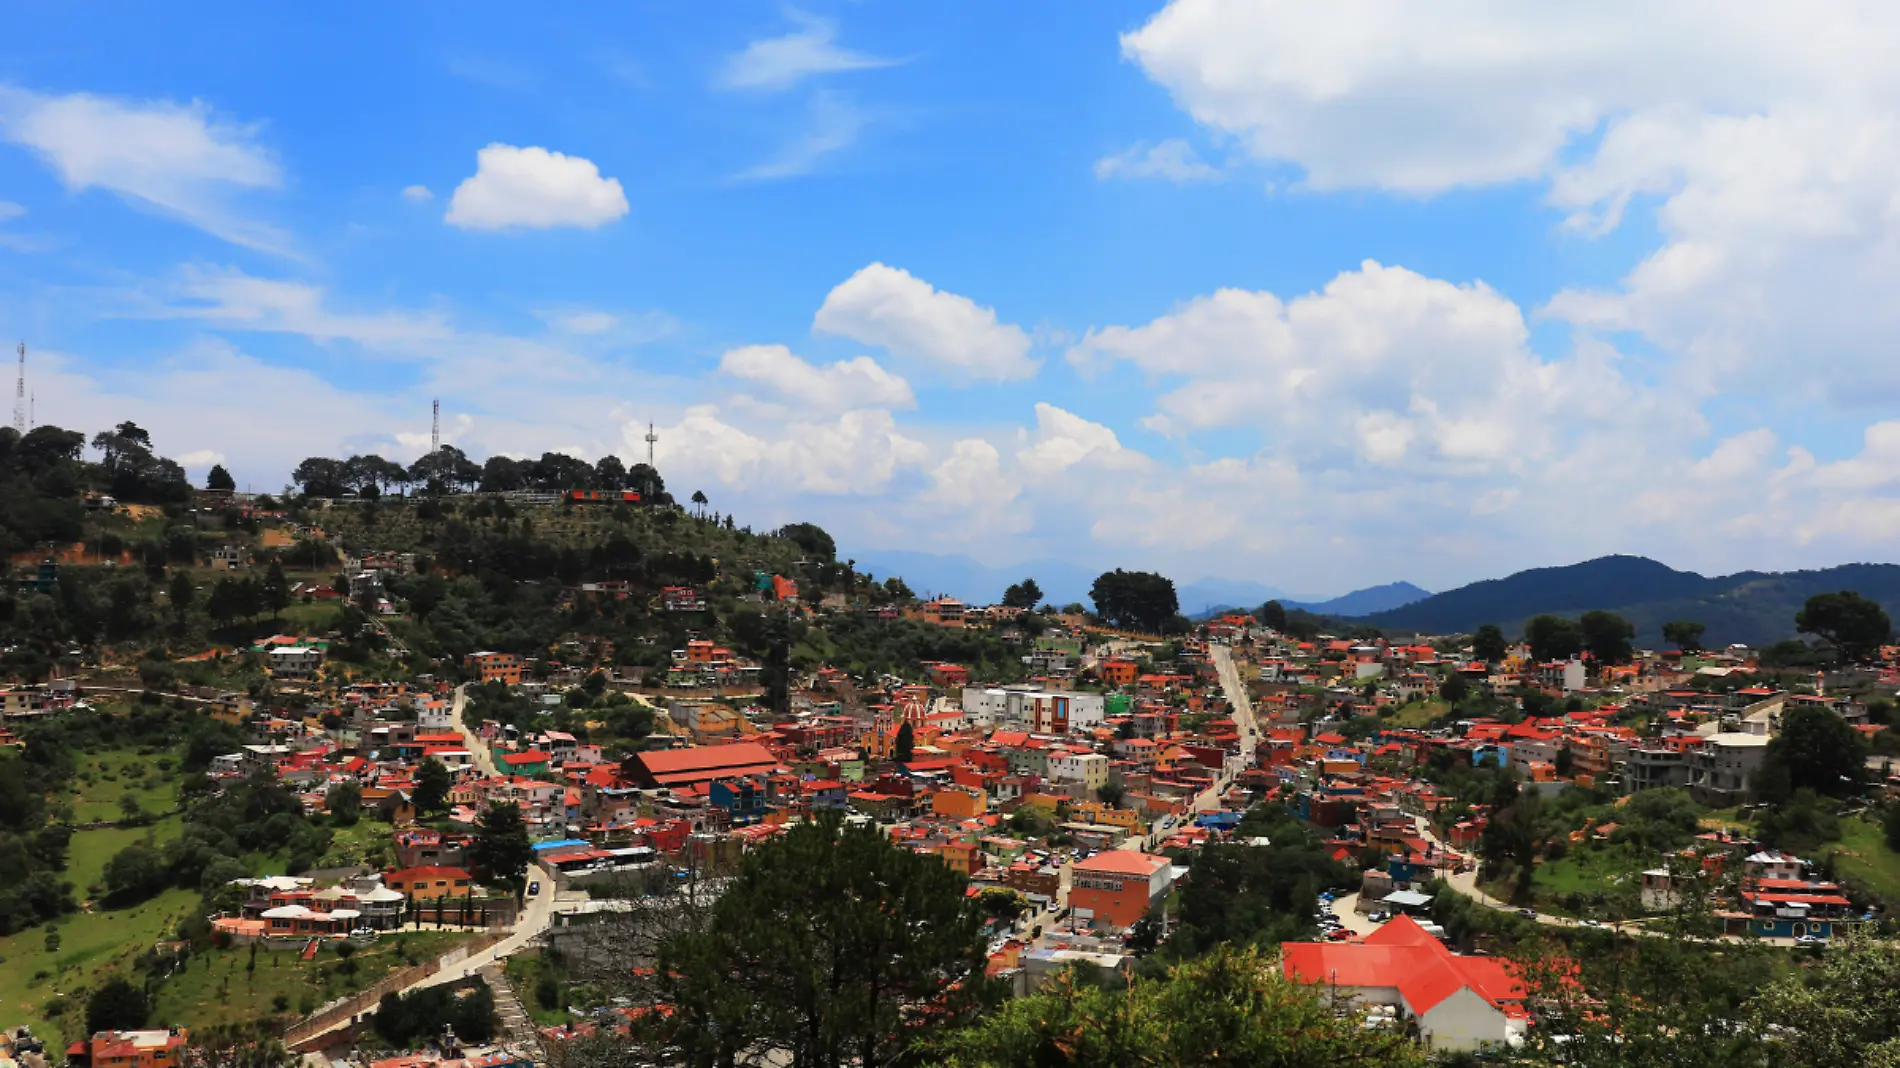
[283,931,506,1050]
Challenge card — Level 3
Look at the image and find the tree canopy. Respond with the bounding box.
[1797,591,1892,663]
[1090,569,1179,632]
[633,813,987,1067]
[1761,704,1868,800]
[934,945,1422,1068]
[470,801,533,891]
[1579,609,1635,664]
[1662,619,1706,653]
[1524,614,1583,662]
[1471,622,1509,664]
[1001,577,1043,610]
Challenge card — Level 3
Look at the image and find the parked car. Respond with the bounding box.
[1519,908,1538,920]
[528,881,541,897]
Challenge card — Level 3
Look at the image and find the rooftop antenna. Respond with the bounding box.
[11,342,23,436]
[431,398,440,453]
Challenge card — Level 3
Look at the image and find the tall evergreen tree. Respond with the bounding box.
[470,802,533,892]
[635,813,989,1067]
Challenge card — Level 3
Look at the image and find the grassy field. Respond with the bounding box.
[150,930,480,1032]
[1824,817,1900,905]
[317,818,396,870]
[59,748,181,824]
[0,887,200,1042]
[66,816,186,902]
[1387,699,1448,728]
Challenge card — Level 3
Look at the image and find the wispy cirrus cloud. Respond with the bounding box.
[716,11,901,92]
[0,85,290,255]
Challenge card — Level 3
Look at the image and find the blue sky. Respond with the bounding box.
[6,1,1900,596]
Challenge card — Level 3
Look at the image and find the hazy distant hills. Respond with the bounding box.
[846,548,1432,620]
[848,550,1310,613]
[1364,554,1900,648]
[1290,581,1433,617]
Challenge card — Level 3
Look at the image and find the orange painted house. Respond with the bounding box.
[931,786,988,819]
[1069,850,1173,928]
[464,651,523,685]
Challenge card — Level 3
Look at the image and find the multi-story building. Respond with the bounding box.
[1689,733,1769,805]
[464,651,524,685]
[1048,751,1110,792]
[1069,851,1174,928]
[1623,743,1693,793]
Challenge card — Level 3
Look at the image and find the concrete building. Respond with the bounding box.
[1689,732,1769,805]
[1068,850,1173,928]
[1047,751,1110,792]
[1623,744,1692,793]
[960,686,1106,733]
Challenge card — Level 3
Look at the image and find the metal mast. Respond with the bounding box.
[11,342,23,436]
[644,421,657,466]
[431,398,440,453]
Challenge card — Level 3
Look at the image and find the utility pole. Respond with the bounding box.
[12,342,23,436]
[431,398,441,453]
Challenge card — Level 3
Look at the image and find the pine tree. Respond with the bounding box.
[635,813,989,1067]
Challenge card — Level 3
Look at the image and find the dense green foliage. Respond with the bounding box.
[1158,803,1350,961]
[469,802,533,891]
[87,976,152,1035]
[934,946,1421,1068]
[1797,590,1894,663]
[1089,569,1180,632]
[633,813,988,1068]
[374,981,497,1047]
[1761,704,1869,800]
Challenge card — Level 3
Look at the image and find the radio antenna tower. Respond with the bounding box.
[644,421,657,466]
[11,342,23,436]
[431,398,440,453]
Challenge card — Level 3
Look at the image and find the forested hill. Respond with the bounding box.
[1366,554,1900,648]
[0,421,1038,689]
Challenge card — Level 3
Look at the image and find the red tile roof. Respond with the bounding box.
[629,742,782,787]
[1072,850,1169,876]
[1283,915,1524,1016]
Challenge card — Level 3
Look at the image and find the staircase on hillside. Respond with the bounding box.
[480,962,545,1061]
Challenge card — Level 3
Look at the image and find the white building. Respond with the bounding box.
[268,646,324,678]
[1689,732,1770,805]
[961,686,1105,733]
[416,696,455,730]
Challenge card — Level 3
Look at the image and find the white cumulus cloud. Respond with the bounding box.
[445,144,628,231]
[718,343,914,412]
[1120,1,1900,405]
[401,184,433,202]
[814,263,1036,382]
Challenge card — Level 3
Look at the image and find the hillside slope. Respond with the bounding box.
[1288,581,1431,617]
[1365,555,1900,648]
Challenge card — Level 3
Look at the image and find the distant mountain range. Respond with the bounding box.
[1191,583,1436,620]
[1291,581,1434,617]
[1363,554,1900,648]
[844,548,1431,620]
